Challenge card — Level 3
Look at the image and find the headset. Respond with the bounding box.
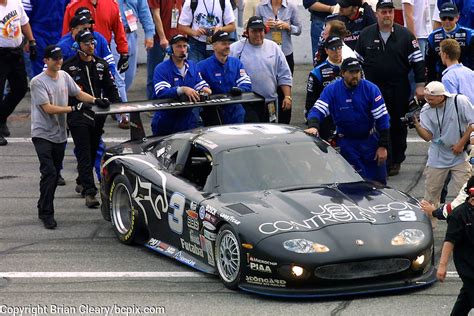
[166,43,190,57]
[72,30,97,56]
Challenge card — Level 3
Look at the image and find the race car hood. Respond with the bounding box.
[216,182,428,241]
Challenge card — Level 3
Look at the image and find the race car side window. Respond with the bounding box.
[154,138,190,171]
[179,144,213,189]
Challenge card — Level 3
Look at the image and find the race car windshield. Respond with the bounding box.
[218,141,363,193]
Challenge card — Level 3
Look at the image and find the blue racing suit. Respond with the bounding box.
[151,59,209,136]
[307,78,390,184]
[56,31,116,76]
[197,54,252,124]
[22,0,70,76]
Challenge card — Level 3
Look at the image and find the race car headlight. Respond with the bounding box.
[283,239,330,254]
[391,229,425,246]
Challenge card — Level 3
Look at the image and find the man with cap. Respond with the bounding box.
[325,0,376,50]
[305,57,390,184]
[0,0,36,146]
[30,45,101,229]
[355,0,425,177]
[230,16,292,123]
[62,30,121,208]
[197,31,252,125]
[426,2,474,83]
[305,35,343,141]
[413,81,474,210]
[437,0,474,30]
[151,34,212,136]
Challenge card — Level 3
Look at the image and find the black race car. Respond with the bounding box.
[99,123,436,297]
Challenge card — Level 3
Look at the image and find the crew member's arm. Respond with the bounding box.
[402,2,415,35]
[303,0,336,14]
[194,71,212,95]
[137,0,155,49]
[425,35,438,82]
[305,85,332,135]
[276,48,293,110]
[438,210,463,282]
[235,61,252,92]
[407,32,425,99]
[305,71,324,116]
[437,241,454,282]
[111,4,129,55]
[101,63,122,103]
[371,89,390,165]
[96,33,117,77]
[153,65,179,99]
[151,6,169,49]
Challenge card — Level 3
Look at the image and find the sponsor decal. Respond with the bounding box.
[199,205,206,220]
[245,276,286,288]
[204,229,217,241]
[203,221,217,231]
[147,238,177,256]
[189,230,200,245]
[180,238,204,257]
[206,205,218,215]
[249,256,277,266]
[219,213,241,225]
[190,201,197,211]
[204,238,215,266]
[174,251,196,267]
[250,262,272,273]
[258,201,419,235]
[186,210,199,230]
[204,212,218,224]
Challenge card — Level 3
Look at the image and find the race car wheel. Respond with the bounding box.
[110,175,146,245]
[215,224,242,290]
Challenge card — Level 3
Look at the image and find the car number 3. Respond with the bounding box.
[168,192,185,234]
[398,210,417,221]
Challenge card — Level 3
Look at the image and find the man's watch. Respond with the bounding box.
[284,96,292,101]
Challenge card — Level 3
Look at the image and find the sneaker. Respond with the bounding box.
[0,135,7,146]
[57,174,66,186]
[118,115,130,129]
[41,217,57,229]
[388,163,401,176]
[0,122,10,137]
[85,195,100,208]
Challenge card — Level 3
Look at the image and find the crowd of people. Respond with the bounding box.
[1,0,474,311]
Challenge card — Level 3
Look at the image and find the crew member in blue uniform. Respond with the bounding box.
[426,2,474,82]
[305,35,343,141]
[197,31,252,125]
[305,58,390,184]
[151,34,211,136]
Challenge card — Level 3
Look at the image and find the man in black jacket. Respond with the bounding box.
[62,30,121,208]
[355,0,425,176]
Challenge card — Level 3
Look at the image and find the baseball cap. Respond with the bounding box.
[69,15,93,28]
[376,0,394,9]
[337,0,362,8]
[439,3,459,18]
[169,34,189,45]
[211,31,234,43]
[44,45,63,60]
[75,30,95,43]
[424,81,450,97]
[324,35,343,50]
[247,16,265,29]
[74,7,95,23]
[341,57,362,72]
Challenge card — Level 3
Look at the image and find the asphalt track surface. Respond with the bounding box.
[0,65,469,315]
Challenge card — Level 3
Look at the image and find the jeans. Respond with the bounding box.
[187,37,213,63]
[310,18,325,61]
[146,41,166,100]
[32,137,66,219]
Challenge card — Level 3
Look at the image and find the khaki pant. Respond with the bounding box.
[423,161,471,208]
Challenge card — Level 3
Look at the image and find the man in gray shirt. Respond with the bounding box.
[31,45,98,229]
[230,16,292,123]
[413,81,474,212]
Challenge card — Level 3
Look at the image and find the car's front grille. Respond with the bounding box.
[314,258,411,280]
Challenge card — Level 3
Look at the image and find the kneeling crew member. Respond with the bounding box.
[151,34,211,136]
[197,31,252,125]
[62,30,121,208]
[305,58,390,184]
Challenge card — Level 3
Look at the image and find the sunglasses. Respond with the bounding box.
[327,46,343,51]
[81,41,96,46]
[440,16,455,21]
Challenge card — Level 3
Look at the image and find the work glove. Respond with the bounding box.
[94,97,111,108]
[71,102,93,112]
[117,54,129,73]
[29,40,37,61]
[229,87,243,96]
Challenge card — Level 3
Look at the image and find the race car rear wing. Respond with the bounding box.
[92,92,265,141]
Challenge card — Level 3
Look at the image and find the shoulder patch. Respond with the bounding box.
[375,95,382,102]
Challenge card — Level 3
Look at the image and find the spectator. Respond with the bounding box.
[197,31,252,125]
[305,58,390,184]
[230,16,292,123]
[256,0,301,123]
[401,0,432,57]
[146,0,184,99]
[355,0,425,176]
[21,0,69,77]
[30,45,97,229]
[325,0,376,50]
[314,19,355,66]
[412,81,473,210]
[436,178,474,315]
[178,0,236,62]
[116,0,155,92]
[426,3,474,83]
[303,0,337,59]
[151,34,211,136]
[440,38,474,103]
[0,0,36,146]
[62,30,121,208]
[305,35,343,140]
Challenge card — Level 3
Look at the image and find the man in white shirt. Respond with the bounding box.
[402,0,432,57]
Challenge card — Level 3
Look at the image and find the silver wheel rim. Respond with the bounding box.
[112,183,132,234]
[217,230,240,283]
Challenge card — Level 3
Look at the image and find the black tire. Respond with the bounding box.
[215,224,242,290]
[109,174,147,245]
[100,178,111,221]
